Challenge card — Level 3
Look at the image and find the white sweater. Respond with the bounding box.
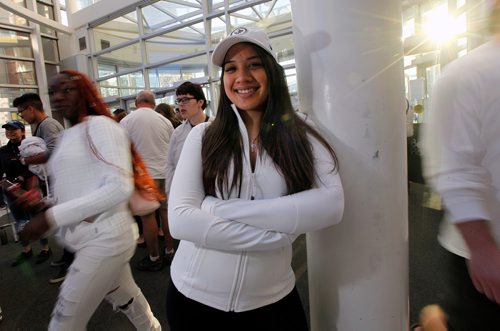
[168,105,344,312]
[424,40,500,258]
[47,116,136,254]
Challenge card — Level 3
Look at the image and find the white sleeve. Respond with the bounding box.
[49,117,133,227]
[424,69,491,223]
[168,125,296,251]
[201,137,344,235]
[165,129,179,195]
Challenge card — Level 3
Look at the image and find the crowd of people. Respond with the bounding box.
[1,4,500,327]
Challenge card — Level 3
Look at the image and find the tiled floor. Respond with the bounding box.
[0,182,446,330]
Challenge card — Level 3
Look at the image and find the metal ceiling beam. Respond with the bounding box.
[0,0,72,34]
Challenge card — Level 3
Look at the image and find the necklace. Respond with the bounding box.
[250,136,259,153]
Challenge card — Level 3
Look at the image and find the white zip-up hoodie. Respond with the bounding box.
[168,105,344,312]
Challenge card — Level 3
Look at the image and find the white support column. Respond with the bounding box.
[290,0,408,330]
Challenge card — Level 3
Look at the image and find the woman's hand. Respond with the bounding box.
[19,212,50,241]
[12,188,45,215]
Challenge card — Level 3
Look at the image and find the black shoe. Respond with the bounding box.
[49,266,68,284]
[136,255,163,271]
[35,248,52,264]
[163,249,175,266]
[11,249,33,267]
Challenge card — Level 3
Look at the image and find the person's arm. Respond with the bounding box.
[456,220,500,304]
[201,137,344,235]
[164,128,180,196]
[21,153,48,165]
[23,121,62,165]
[168,124,297,252]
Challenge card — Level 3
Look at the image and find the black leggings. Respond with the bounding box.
[166,279,308,331]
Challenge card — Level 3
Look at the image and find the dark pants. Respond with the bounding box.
[439,249,500,331]
[166,279,308,331]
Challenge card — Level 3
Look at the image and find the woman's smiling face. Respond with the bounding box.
[222,43,268,113]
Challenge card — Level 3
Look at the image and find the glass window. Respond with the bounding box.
[148,66,182,89]
[118,71,145,96]
[0,59,36,85]
[146,23,206,63]
[0,87,38,109]
[0,29,33,58]
[210,15,227,45]
[229,0,292,32]
[96,42,142,78]
[98,71,144,97]
[98,63,117,78]
[75,0,95,11]
[37,2,56,36]
[45,63,58,81]
[0,0,28,26]
[99,76,119,98]
[270,33,295,63]
[42,37,59,62]
[148,54,207,89]
[142,0,202,34]
[92,11,139,52]
[284,67,297,94]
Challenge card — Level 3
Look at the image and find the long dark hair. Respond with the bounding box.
[202,44,338,198]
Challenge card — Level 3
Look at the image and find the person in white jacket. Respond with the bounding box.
[423,1,500,329]
[167,27,344,331]
[18,70,161,331]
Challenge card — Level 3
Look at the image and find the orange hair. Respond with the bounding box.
[66,69,165,203]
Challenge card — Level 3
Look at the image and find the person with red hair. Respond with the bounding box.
[19,70,161,330]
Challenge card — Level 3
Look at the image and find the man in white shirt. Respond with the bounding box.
[424,1,500,329]
[121,90,174,271]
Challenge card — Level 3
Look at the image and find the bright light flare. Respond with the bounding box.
[423,7,460,44]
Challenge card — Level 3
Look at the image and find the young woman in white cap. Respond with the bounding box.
[167,27,344,330]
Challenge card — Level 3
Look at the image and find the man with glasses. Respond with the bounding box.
[13,92,66,282]
[14,93,63,166]
[166,81,211,198]
[121,90,174,271]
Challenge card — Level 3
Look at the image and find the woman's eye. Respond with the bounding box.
[224,66,236,73]
[249,62,263,69]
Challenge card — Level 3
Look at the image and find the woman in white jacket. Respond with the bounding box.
[19,70,160,331]
[167,27,344,331]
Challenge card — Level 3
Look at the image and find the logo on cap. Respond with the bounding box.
[230,27,248,36]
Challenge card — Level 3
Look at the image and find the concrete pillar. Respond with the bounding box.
[290,0,408,330]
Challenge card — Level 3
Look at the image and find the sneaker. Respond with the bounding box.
[49,266,68,284]
[50,255,66,267]
[35,248,52,264]
[136,255,163,272]
[11,249,33,267]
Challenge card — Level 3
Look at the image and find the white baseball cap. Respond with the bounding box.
[212,27,277,67]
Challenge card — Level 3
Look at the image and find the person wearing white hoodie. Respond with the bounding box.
[167,27,344,331]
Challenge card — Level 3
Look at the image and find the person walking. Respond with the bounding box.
[424,1,500,330]
[18,70,161,331]
[13,92,69,283]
